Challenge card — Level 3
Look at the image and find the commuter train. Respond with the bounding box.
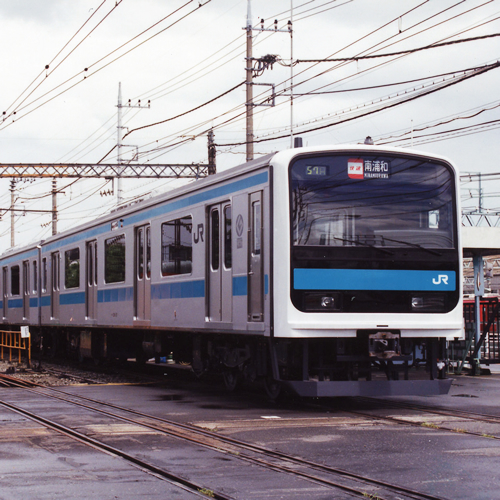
[0,145,463,397]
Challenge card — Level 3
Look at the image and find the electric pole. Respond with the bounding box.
[208,129,216,175]
[244,1,292,159]
[51,179,57,235]
[10,179,15,247]
[116,82,150,205]
[245,1,254,162]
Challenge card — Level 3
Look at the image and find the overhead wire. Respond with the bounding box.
[212,1,500,148]
[2,0,113,119]
[0,0,211,131]
[293,32,500,62]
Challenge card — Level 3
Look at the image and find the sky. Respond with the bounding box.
[0,0,499,249]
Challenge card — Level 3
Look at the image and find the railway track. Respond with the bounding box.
[0,373,446,500]
[344,397,500,441]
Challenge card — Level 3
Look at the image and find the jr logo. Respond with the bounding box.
[432,274,449,285]
[193,223,204,244]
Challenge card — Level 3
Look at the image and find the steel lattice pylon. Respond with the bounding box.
[0,163,210,179]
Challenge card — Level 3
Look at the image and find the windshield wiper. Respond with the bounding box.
[380,236,443,256]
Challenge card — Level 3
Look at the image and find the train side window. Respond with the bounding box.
[42,258,47,293]
[105,234,126,283]
[65,248,80,289]
[224,205,232,269]
[161,216,193,276]
[11,265,20,296]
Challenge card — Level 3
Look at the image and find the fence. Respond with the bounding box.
[0,329,31,365]
[449,297,500,373]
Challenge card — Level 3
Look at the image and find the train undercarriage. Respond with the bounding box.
[25,326,450,398]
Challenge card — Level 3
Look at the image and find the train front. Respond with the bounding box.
[272,146,463,397]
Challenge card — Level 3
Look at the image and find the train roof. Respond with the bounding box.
[0,144,458,260]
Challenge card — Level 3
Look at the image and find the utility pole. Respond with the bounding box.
[208,129,216,175]
[51,179,57,235]
[244,1,292,159]
[289,1,294,148]
[117,82,123,203]
[10,179,15,247]
[116,82,150,205]
[245,0,254,162]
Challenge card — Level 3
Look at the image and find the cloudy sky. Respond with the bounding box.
[0,0,499,248]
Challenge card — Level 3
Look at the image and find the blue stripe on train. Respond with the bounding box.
[293,269,456,291]
[151,280,205,299]
[7,273,269,310]
[97,287,134,303]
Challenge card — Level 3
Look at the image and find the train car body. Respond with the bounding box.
[0,145,463,397]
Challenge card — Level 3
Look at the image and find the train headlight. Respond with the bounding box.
[411,294,446,312]
[304,292,340,311]
[321,296,335,308]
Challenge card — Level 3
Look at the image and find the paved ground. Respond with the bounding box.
[1,369,500,499]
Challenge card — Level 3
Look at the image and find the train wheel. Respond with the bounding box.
[264,376,282,400]
[222,369,241,392]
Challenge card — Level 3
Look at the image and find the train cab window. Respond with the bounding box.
[11,265,20,296]
[105,234,126,283]
[65,248,80,289]
[161,216,193,276]
[42,258,47,293]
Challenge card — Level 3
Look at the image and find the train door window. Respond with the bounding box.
[146,226,151,279]
[224,205,232,269]
[252,201,261,256]
[248,192,263,322]
[211,208,220,271]
[105,234,126,283]
[51,252,60,320]
[52,253,60,292]
[161,216,193,276]
[65,248,80,289]
[42,258,47,293]
[23,261,29,318]
[33,260,38,293]
[2,267,7,317]
[88,245,93,287]
[86,240,98,320]
[137,228,144,280]
[11,265,20,296]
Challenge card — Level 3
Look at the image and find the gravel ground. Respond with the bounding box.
[0,358,147,386]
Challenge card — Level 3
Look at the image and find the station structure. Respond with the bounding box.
[459,226,500,374]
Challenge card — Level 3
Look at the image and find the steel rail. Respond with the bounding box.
[353,396,500,426]
[5,379,445,500]
[0,389,235,500]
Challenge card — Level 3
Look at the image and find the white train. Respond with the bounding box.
[0,145,463,397]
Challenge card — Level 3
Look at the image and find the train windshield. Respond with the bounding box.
[290,153,456,249]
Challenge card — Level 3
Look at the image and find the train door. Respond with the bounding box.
[23,260,30,319]
[2,266,7,318]
[207,203,232,322]
[51,251,60,319]
[248,192,263,322]
[134,225,151,322]
[86,240,98,319]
